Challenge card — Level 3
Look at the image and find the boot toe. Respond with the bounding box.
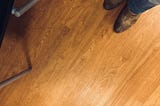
[103,2,114,10]
[114,23,124,33]
[103,0,124,10]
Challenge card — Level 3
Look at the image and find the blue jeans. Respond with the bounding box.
[128,0,160,14]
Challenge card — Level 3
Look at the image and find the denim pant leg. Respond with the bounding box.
[128,0,160,14]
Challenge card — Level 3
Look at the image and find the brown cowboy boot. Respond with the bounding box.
[114,6,141,33]
[103,0,125,10]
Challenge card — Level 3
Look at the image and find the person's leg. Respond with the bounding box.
[114,0,160,33]
[128,0,160,14]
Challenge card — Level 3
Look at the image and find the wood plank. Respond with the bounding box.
[0,0,160,106]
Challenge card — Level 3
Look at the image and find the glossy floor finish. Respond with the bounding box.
[1,0,160,106]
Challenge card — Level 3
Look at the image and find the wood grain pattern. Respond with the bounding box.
[0,0,160,106]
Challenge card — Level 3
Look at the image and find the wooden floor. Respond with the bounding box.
[1,0,160,106]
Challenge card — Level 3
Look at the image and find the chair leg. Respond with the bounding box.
[0,67,32,89]
[12,0,39,17]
